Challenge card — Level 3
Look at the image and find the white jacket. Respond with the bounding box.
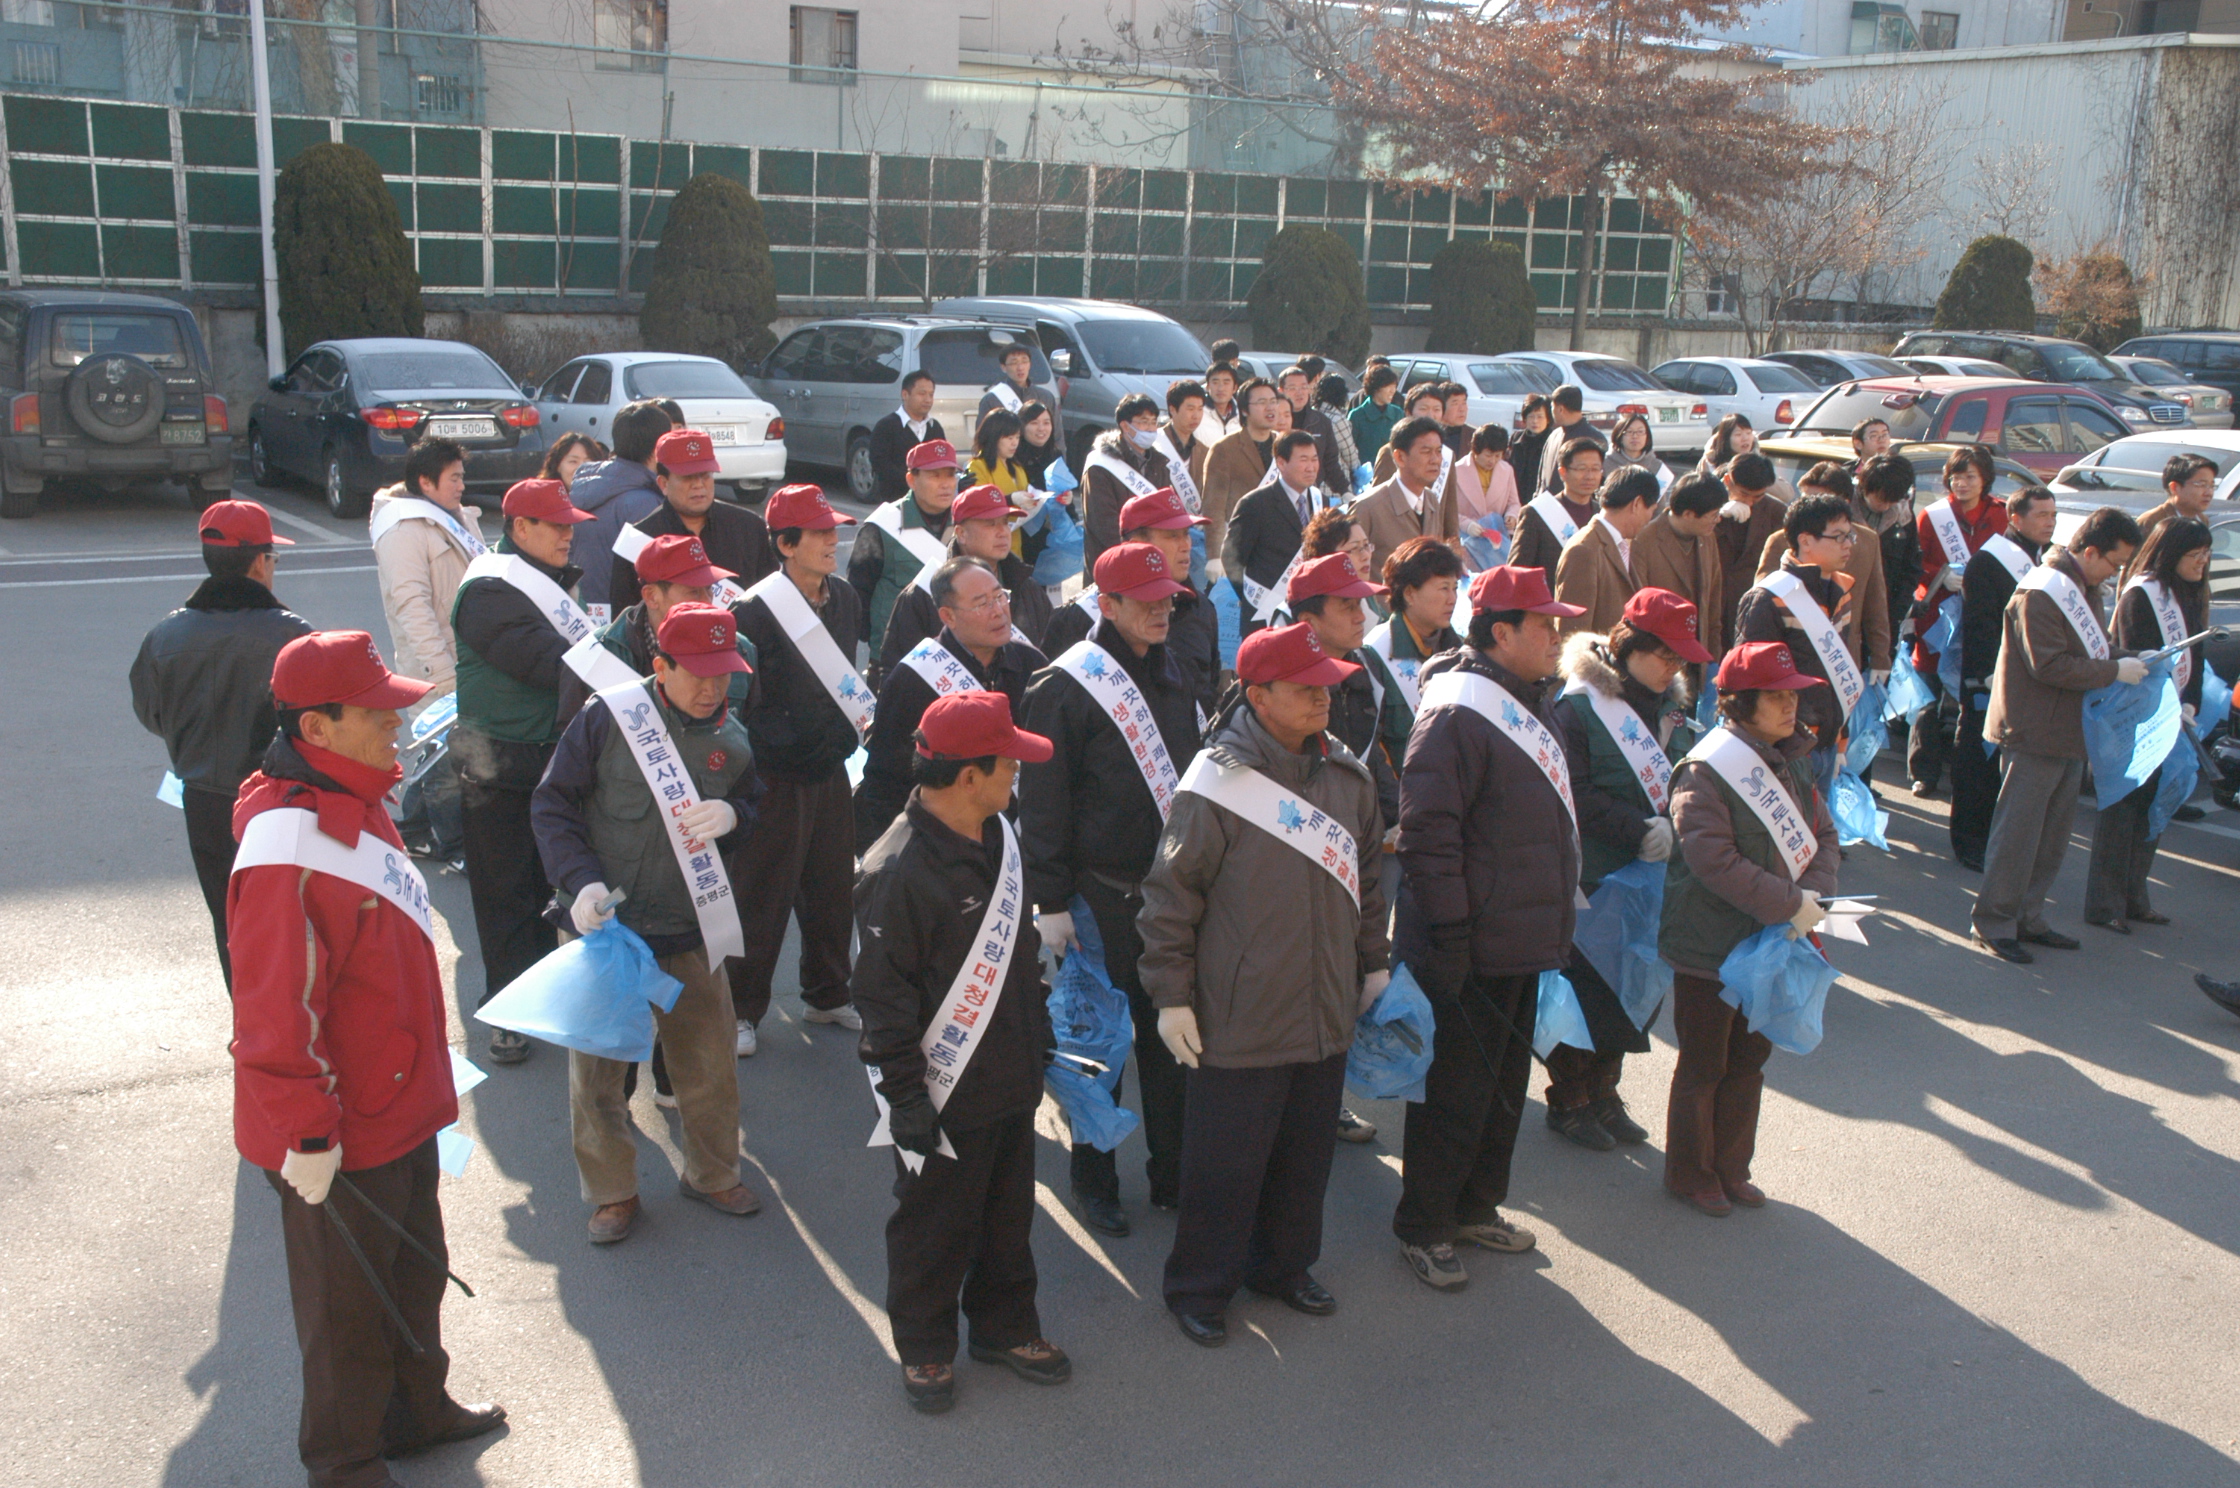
[370,485,486,694]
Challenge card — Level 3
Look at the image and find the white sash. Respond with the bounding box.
[460,552,595,645]
[1924,498,1973,571]
[1241,482,1322,623]
[1073,585,1100,618]
[231,807,434,943]
[1054,639,1182,818]
[746,571,876,738]
[1153,427,1202,513]
[866,500,952,593]
[1084,447,1161,503]
[597,678,744,961]
[1680,726,1818,880]
[1527,492,1580,546]
[899,636,983,697]
[1561,679,1672,812]
[1418,669,1577,832]
[610,524,748,607]
[1979,532,2034,583]
[1176,754,1359,906]
[1364,621,1422,715]
[986,380,1024,413]
[1434,443,1454,508]
[2128,576,2192,692]
[562,632,647,694]
[369,496,485,557]
[868,815,1025,1171]
[2016,565,2110,660]
[1758,568,1865,721]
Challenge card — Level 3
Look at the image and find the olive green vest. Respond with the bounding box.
[866,499,938,661]
[451,555,571,746]
[590,687,754,943]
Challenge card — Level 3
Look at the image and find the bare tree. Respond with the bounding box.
[1971,138,2055,248]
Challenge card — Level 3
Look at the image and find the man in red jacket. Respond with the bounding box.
[229,630,505,1488]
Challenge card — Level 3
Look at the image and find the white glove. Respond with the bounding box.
[1204,558,1226,583]
[1719,500,1752,523]
[1036,911,1079,957]
[1868,669,1890,687]
[281,1145,342,1206]
[2114,657,2149,686]
[1638,818,1676,863]
[1382,824,1401,851]
[678,799,737,845]
[1359,969,1391,1018]
[1157,1005,1203,1068]
[571,881,617,935]
[1785,888,1825,941]
[1938,564,1964,594]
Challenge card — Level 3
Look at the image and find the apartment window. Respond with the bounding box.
[593,0,665,72]
[1849,1,1920,52]
[414,72,467,116]
[1919,10,1959,47]
[10,38,58,84]
[790,6,857,84]
[1704,272,1743,317]
[1,1,54,23]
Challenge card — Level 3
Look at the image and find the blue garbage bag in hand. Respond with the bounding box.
[1043,894,1139,1152]
[1346,963,1436,1103]
[1695,680,1720,733]
[1884,649,1933,722]
[2084,657,2182,807]
[1210,576,1241,667]
[1925,594,1963,693]
[474,920,682,1064]
[1832,769,1890,850]
[1026,498,1084,587]
[1715,924,1836,1056]
[2148,724,2201,841]
[1572,859,1672,1031]
[1845,682,1890,776]
[1532,968,1594,1060]
[2197,659,2233,738]
[1043,455,1079,494]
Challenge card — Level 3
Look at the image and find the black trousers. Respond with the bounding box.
[1907,673,1958,790]
[2087,768,2164,922]
[1393,971,1539,1246]
[885,1107,1041,1368]
[731,771,854,1024]
[1068,875,1186,1205]
[459,775,554,1005]
[183,783,237,990]
[267,1138,465,1488]
[1950,695,2000,861]
[1163,1051,1347,1316]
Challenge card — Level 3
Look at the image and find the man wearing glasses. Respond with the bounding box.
[876,482,1049,675]
[1732,493,1865,796]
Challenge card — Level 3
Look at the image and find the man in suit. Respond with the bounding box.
[1223,430,1327,641]
[1631,472,1727,658]
[1513,437,1603,589]
[1554,468,1658,636]
[1352,414,1459,580]
[1199,377,1286,577]
[870,370,944,503]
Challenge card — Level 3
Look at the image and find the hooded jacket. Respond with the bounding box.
[369,484,485,690]
[130,575,312,795]
[565,457,665,615]
[1554,632,1695,887]
[1080,428,1172,576]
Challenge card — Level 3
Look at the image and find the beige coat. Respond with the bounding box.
[1553,518,1636,637]
[1351,471,1460,581]
[1754,510,1893,670]
[1631,512,1723,654]
[1199,428,1276,567]
[1984,548,2124,761]
[370,484,486,694]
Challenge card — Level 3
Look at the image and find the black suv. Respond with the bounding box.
[0,290,233,518]
[1891,330,2188,431]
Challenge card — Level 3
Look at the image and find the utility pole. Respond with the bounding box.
[249,0,283,376]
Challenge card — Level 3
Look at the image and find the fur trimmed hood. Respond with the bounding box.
[1559,630,1692,709]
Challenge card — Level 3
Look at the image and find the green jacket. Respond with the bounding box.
[1553,635,1696,888]
[450,541,583,747]
[1349,397,1404,467]
[1363,615,1459,769]
[854,498,946,666]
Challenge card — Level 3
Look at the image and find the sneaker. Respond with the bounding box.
[1335,1107,1377,1143]
[804,1003,863,1031]
[487,1029,530,1065]
[1594,1094,1649,1145]
[1402,1241,1468,1290]
[902,1363,954,1414]
[653,1090,678,1109]
[1456,1214,1537,1253]
[736,1020,758,1057]
[1546,1102,1616,1151]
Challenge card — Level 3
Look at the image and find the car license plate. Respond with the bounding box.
[705,426,738,444]
[1657,407,1679,423]
[427,417,497,440]
[159,422,205,445]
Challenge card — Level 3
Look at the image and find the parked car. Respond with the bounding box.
[1761,348,1914,386]
[2049,428,2240,503]
[1650,356,1821,434]
[531,352,784,499]
[930,296,1211,464]
[1898,354,2012,379]
[248,338,546,518]
[2111,331,2240,408]
[1758,433,2038,505]
[2110,354,2235,429]
[1788,374,2135,479]
[1231,351,1356,395]
[1891,329,2189,430]
[747,316,1052,499]
[1496,349,1711,450]
[1391,353,1557,434]
[0,289,233,518]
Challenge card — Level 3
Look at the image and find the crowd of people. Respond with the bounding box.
[124,344,2227,1482]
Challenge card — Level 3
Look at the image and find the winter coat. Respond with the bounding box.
[735,572,866,784]
[855,630,1044,854]
[1041,587,1222,719]
[450,541,583,754]
[606,497,775,618]
[1199,428,1277,568]
[566,458,665,615]
[1731,557,1855,753]
[1715,493,1789,647]
[130,576,311,797]
[1631,511,1724,655]
[1659,726,1839,978]
[847,496,953,669]
[1351,470,1461,586]
[1080,429,1172,576]
[1512,494,1596,592]
[555,601,758,727]
[1755,507,1893,671]
[1959,536,2039,695]
[369,485,485,690]
[870,412,944,503]
[1554,633,1695,887]
[1553,517,1637,638]
[1984,548,2125,761]
[1223,476,1324,639]
[876,549,1052,678]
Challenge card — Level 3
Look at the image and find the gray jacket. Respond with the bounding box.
[564,458,663,613]
[130,576,313,796]
[1137,707,1389,1069]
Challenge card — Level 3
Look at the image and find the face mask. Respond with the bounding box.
[1129,426,1158,449]
[1719,500,1752,523]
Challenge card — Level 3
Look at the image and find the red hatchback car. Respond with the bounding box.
[1790,375,2134,479]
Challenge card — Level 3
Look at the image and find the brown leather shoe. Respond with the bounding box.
[679,1178,760,1216]
[388,1401,507,1457]
[588,1196,640,1244]
[1723,1180,1767,1208]
[1671,1184,1732,1218]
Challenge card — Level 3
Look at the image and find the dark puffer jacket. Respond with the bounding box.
[1553,632,1695,888]
[130,576,313,796]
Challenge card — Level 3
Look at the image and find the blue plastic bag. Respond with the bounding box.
[1695,680,1720,733]
[2198,659,2233,738]
[474,920,683,1063]
[2148,727,2200,841]
[1210,573,1241,667]
[1715,924,1836,1055]
[1532,968,1594,1060]
[2084,657,2182,808]
[1025,498,1084,587]
[1845,682,1890,776]
[1353,461,1374,491]
[1923,594,1963,693]
[1884,648,1933,722]
[1043,455,1079,494]
[1042,894,1139,1152]
[1572,859,1672,1031]
[1346,963,1436,1103]
[1831,769,1889,850]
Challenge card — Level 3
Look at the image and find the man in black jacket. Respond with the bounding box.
[1224,429,1326,642]
[1952,486,2053,869]
[856,691,1068,1415]
[130,500,312,988]
[607,428,774,612]
[870,371,943,502]
[1039,488,1220,717]
[876,483,1050,675]
[857,555,1044,853]
[1020,541,1204,1236]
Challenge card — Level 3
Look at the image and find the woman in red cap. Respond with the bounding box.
[1659,639,1840,1217]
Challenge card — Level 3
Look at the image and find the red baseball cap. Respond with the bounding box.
[502,478,592,524]
[634,533,734,589]
[271,630,433,710]
[654,427,723,476]
[764,482,856,530]
[915,690,1053,764]
[1237,620,1360,687]
[1287,552,1387,605]
[1622,586,1714,664]
[1093,540,1191,602]
[656,603,753,678]
[906,439,959,472]
[950,483,1018,525]
[199,499,293,547]
[1716,640,1825,692]
[1119,487,1206,532]
[1466,564,1585,618]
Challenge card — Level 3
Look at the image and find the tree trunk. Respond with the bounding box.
[355,0,383,120]
[1568,178,1602,351]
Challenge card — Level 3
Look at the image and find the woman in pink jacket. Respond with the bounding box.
[1453,424,1520,571]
